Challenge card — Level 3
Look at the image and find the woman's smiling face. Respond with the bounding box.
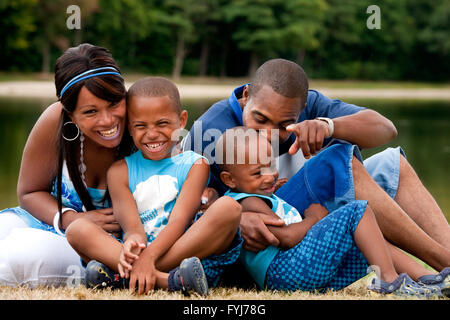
[69,86,127,149]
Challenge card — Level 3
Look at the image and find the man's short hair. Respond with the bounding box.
[248,58,309,106]
[127,76,182,113]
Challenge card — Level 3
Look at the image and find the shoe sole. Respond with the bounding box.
[368,288,440,299]
[180,257,209,296]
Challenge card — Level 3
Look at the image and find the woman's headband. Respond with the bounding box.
[59,66,122,98]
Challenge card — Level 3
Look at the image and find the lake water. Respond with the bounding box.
[0,96,449,221]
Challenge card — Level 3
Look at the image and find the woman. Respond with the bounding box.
[0,44,242,289]
[0,44,134,287]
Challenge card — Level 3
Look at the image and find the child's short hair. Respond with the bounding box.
[215,126,268,171]
[127,76,182,113]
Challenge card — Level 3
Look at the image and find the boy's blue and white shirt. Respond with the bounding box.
[224,190,303,289]
[125,150,208,244]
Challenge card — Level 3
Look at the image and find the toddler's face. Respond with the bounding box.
[128,95,187,160]
[229,138,279,196]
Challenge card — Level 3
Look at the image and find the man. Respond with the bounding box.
[184,59,450,276]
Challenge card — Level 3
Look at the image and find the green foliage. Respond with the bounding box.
[0,0,37,50]
[419,0,450,55]
[0,0,448,81]
[0,0,39,71]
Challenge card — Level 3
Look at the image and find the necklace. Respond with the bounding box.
[79,132,87,187]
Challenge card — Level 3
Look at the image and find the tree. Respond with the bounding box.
[71,1,99,45]
[410,0,450,81]
[33,0,75,73]
[156,0,211,80]
[0,0,37,71]
[419,0,450,55]
[223,0,327,76]
[312,0,418,80]
[195,0,223,76]
[91,0,149,69]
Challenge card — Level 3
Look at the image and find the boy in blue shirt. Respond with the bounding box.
[66,77,242,295]
[214,127,448,297]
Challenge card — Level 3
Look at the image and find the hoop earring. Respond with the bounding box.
[62,121,80,141]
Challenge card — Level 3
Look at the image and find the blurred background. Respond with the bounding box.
[0,0,449,220]
[1,0,449,80]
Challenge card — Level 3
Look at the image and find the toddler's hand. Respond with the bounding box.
[118,237,146,278]
[273,178,288,192]
[304,203,329,223]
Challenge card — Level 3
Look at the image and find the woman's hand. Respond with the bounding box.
[198,187,219,212]
[61,207,121,235]
[118,235,146,278]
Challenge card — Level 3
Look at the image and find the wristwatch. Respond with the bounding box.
[315,117,334,138]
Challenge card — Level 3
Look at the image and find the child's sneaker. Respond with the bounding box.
[85,260,129,289]
[367,273,439,299]
[168,257,209,296]
[418,267,450,298]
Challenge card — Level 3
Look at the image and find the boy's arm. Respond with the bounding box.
[240,198,328,250]
[240,197,282,220]
[138,158,210,263]
[268,203,329,249]
[107,160,147,244]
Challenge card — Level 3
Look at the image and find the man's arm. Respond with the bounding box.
[239,197,285,252]
[332,109,397,149]
[288,95,397,158]
[241,197,330,250]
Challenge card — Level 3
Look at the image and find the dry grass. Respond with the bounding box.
[0,274,446,300]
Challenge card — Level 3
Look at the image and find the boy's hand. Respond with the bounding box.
[303,203,329,224]
[118,236,146,278]
[128,251,157,295]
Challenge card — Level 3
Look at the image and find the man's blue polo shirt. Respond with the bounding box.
[183,84,365,194]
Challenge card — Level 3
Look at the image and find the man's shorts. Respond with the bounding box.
[275,144,405,215]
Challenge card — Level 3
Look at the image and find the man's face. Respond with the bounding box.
[242,85,303,144]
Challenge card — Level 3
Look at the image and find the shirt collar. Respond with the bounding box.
[228,84,248,125]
